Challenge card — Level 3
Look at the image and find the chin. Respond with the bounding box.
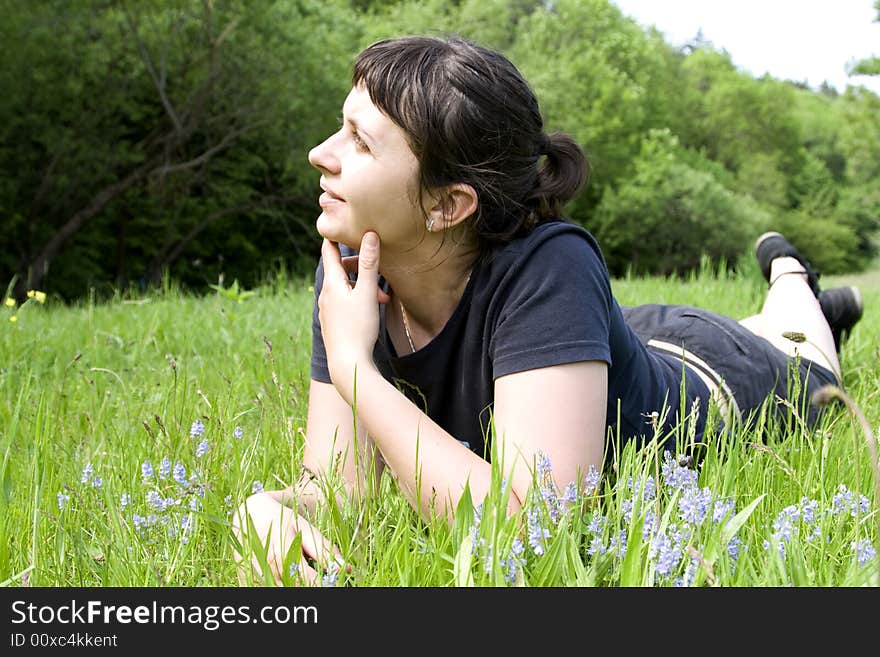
[316,213,360,250]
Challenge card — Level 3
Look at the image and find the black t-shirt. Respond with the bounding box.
[310,221,709,460]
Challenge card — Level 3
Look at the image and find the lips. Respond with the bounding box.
[319,182,345,209]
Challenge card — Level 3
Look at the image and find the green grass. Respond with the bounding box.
[1,258,878,587]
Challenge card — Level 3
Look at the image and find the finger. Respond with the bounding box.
[297,516,350,574]
[342,255,390,303]
[320,239,348,285]
[353,231,380,297]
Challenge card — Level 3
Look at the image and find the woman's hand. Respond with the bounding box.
[232,493,349,587]
[318,232,389,404]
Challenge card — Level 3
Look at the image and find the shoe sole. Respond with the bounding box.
[754,231,784,252]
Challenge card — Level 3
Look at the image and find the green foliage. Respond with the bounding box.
[774,211,863,275]
[591,130,770,276]
[1,0,879,301]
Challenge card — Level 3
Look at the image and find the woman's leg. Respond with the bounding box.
[738,256,841,380]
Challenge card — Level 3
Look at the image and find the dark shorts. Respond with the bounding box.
[621,304,838,430]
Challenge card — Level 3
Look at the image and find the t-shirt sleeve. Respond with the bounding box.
[490,231,613,378]
[309,256,332,383]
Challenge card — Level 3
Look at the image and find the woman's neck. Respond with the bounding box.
[381,240,478,341]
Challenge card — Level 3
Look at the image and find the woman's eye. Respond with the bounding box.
[352,132,369,152]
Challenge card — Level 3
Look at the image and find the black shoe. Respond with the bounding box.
[819,286,863,352]
[755,231,821,297]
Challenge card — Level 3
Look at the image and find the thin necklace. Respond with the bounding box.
[398,271,471,354]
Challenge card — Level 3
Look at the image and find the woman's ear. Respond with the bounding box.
[425,183,478,232]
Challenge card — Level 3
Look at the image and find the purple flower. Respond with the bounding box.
[322,562,340,587]
[561,481,578,505]
[57,492,70,509]
[799,497,819,524]
[81,463,94,485]
[195,439,209,458]
[678,486,713,526]
[852,539,876,567]
[190,418,205,440]
[609,530,627,559]
[141,460,154,480]
[252,481,264,494]
[662,454,698,491]
[587,514,605,536]
[233,426,243,440]
[586,535,606,556]
[146,490,165,511]
[159,457,171,479]
[583,465,601,495]
[712,499,736,524]
[650,532,681,577]
[120,493,131,508]
[173,463,187,487]
[727,535,744,565]
[527,507,550,556]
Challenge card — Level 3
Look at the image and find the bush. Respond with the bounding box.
[590,130,770,276]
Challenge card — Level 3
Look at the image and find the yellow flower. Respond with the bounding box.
[27,290,47,304]
[9,315,17,323]
[3,297,14,308]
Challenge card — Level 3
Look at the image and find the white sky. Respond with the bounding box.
[610,0,880,94]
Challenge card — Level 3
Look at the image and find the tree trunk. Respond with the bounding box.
[15,163,154,300]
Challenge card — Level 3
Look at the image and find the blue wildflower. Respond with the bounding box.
[189,497,202,511]
[712,499,736,524]
[527,507,550,556]
[91,477,102,489]
[141,460,154,480]
[233,426,243,440]
[173,463,187,487]
[799,497,819,524]
[561,481,578,505]
[289,563,300,578]
[57,492,70,510]
[651,532,681,578]
[510,537,525,557]
[190,418,205,440]
[252,481,264,494]
[322,562,339,587]
[582,465,601,495]
[159,457,171,479]
[587,514,605,536]
[132,514,147,533]
[852,539,876,567]
[81,463,94,485]
[678,486,713,526]
[662,453,698,491]
[536,452,552,478]
[120,493,131,508]
[146,490,165,512]
[586,535,606,556]
[609,529,627,559]
[196,439,209,458]
[727,535,744,565]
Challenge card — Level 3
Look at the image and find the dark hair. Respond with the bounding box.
[353,35,589,255]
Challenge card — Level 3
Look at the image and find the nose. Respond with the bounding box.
[308,132,340,174]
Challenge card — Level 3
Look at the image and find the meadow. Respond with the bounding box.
[2,256,878,587]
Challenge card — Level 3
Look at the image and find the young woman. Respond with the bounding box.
[233,35,863,584]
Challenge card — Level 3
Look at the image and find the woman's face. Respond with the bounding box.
[308,85,425,251]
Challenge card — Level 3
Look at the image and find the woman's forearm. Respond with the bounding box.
[346,365,521,524]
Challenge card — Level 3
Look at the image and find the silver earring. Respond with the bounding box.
[426,218,435,232]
